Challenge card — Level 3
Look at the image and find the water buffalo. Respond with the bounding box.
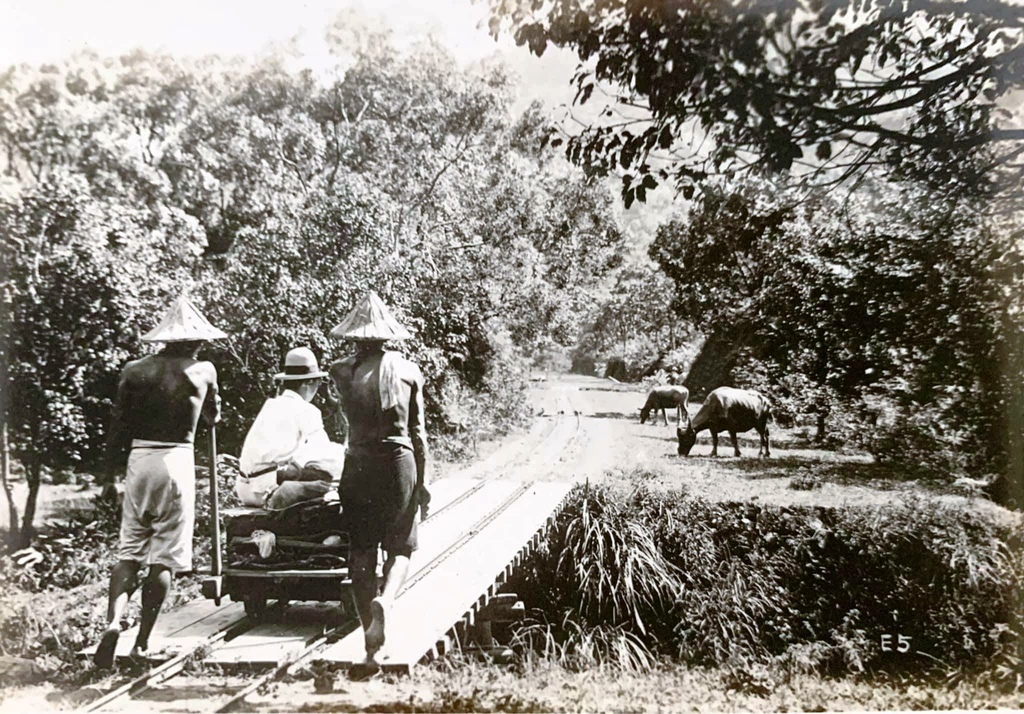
[677,387,771,457]
[640,385,690,425]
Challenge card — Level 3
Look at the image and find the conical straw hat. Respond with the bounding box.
[141,296,228,343]
[330,291,411,341]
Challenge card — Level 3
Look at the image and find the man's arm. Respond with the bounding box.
[328,363,350,447]
[409,367,430,516]
[103,369,132,486]
[201,362,221,428]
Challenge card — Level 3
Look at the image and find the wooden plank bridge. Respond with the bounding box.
[81,476,573,678]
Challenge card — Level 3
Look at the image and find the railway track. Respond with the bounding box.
[79,400,582,713]
[80,476,513,713]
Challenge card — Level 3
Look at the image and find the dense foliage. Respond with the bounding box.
[0,453,238,672]
[510,479,1024,690]
[490,0,1023,491]
[571,264,698,380]
[0,26,625,541]
[488,0,1024,205]
[646,175,1024,488]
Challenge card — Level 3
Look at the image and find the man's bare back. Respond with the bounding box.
[330,352,423,451]
[326,292,429,669]
[95,298,226,671]
[106,344,220,475]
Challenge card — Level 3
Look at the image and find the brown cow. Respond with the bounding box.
[640,385,690,425]
[677,387,771,457]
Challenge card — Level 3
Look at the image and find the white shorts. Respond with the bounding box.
[118,440,196,572]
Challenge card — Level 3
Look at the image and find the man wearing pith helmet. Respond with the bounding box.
[237,347,346,507]
[329,291,430,669]
[95,296,224,668]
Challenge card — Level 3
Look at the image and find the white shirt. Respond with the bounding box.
[239,390,330,476]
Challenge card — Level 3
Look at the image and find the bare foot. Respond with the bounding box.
[364,597,387,656]
[93,628,120,669]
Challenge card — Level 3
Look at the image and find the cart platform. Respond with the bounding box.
[213,501,351,620]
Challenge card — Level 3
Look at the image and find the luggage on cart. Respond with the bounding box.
[200,437,354,621]
[216,498,352,621]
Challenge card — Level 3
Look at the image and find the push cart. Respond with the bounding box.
[200,428,352,621]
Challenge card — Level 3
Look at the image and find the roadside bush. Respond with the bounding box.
[0,452,243,672]
[732,355,865,448]
[0,498,120,593]
[512,617,657,673]
[569,351,597,376]
[860,396,977,482]
[426,328,532,463]
[604,356,629,381]
[511,476,1024,686]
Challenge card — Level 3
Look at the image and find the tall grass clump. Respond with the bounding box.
[508,482,683,669]
[508,470,1024,688]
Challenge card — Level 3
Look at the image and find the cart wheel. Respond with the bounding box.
[244,597,268,622]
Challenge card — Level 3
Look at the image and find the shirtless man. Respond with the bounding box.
[94,296,224,668]
[329,292,430,669]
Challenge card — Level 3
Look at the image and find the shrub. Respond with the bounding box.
[861,398,977,481]
[604,357,629,381]
[512,617,656,673]
[0,452,242,670]
[510,476,1024,686]
[0,498,121,593]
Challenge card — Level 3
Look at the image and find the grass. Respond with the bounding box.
[0,458,233,686]
[506,471,1024,694]
[2,402,1021,711]
[253,658,1024,712]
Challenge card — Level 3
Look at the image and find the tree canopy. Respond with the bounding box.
[487,0,1024,205]
[649,173,1024,478]
[0,27,625,542]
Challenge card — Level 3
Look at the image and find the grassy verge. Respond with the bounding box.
[2,455,1021,711]
[506,469,1024,695]
[403,659,1024,712]
[0,459,235,686]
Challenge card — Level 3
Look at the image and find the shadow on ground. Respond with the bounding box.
[636,433,678,444]
[706,453,962,494]
[588,411,641,421]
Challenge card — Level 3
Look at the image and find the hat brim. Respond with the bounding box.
[341,334,408,342]
[141,333,226,343]
[274,371,328,381]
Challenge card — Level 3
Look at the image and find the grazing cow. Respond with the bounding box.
[640,385,690,425]
[677,387,772,458]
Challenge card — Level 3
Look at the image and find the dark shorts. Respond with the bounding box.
[340,444,418,556]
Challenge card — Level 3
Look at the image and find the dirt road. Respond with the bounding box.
[12,373,1002,536]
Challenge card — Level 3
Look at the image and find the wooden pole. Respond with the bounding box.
[209,424,222,580]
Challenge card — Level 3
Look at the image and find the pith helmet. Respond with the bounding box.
[330,291,412,342]
[275,347,328,381]
[141,296,228,343]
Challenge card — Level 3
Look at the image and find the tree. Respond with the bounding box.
[574,264,687,379]
[0,172,197,546]
[487,0,1024,204]
[650,176,800,393]
[650,173,1024,472]
[0,23,629,542]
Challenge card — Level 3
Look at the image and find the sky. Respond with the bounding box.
[0,0,677,223]
[0,0,580,111]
